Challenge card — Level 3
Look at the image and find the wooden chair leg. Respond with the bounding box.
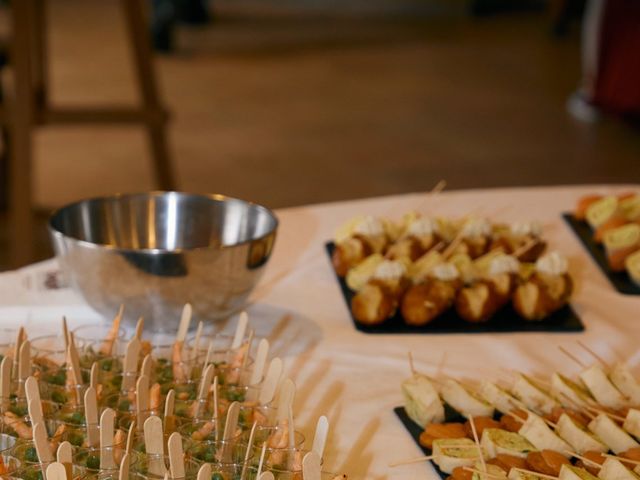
[30,0,49,108]
[121,0,176,191]
[8,0,36,267]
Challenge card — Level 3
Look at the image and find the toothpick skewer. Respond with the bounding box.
[577,341,611,369]
[408,351,416,375]
[583,404,626,422]
[463,467,508,480]
[602,453,640,466]
[558,346,587,369]
[468,415,487,474]
[564,451,603,468]
[512,468,558,480]
[389,455,435,467]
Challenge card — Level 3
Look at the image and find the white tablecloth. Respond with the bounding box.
[2,185,639,479]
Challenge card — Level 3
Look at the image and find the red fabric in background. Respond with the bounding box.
[593,0,640,115]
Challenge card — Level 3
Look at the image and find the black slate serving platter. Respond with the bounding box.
[562,213,640,295]
[326,242,584,334]
[393,406,448,479]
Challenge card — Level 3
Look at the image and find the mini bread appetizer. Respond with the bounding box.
[575,195,604,221]
[401,263,461,326]
[331,236,374,277]
[332,216,389,276]
[459,218,493,259]
[484,255,521,307]
[351,260,408,325]
[513,252,573,321]
[455,281,500,323]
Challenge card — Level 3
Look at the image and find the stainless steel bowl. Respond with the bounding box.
[49,192,278,331]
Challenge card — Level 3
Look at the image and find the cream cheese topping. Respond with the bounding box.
[511,221,542,237]
[488,255,520,276]
[373,260,407,280]
[431,263,460,282]
[353,215,385,237]
[407,217,438,237]
[536,251,568,276]
[461,218,492,238]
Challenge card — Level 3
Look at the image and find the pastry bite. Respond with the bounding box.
[585,196,619,231]
[431,438,479,474]
[441,378,494,418]
[350,282,395,325]
[401,263,461,326]
[345,253,384,291]
[331,236,373,277]
[385,237,425,263]
[408,250,444,284]
[459,218,493,259]
[402,280,456,326]
[481,428,535,459]
[403,216,442,250]
[455,280,500,323]
[370,260,410,298]
[484,255,520,307]
[588,413,638,454]
[332,215,390,276]
[350,260,408,324]
[513,252,572,321]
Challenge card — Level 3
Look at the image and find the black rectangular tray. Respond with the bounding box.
[394,406,447,479]
[326,242,584,334]
[562,213,640,295]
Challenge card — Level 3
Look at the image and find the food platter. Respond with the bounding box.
[562,214,640,295]
[326,242,584,334]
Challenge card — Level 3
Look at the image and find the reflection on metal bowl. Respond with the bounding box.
[49,192,278,331]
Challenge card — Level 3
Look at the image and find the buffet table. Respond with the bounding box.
[1,185,639,479]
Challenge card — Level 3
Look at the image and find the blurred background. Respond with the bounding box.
[1,0,639,269]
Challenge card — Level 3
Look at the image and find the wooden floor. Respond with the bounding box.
[2,2,640,269]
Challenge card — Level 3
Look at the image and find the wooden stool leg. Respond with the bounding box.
[8,0,36,267]
[121,0,176,191]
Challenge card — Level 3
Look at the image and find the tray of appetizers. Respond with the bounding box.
[326,214,584,334]
[564,193,640,295]
[393,348,640,480]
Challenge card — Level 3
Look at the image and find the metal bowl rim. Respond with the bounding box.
[48,191,279,255]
